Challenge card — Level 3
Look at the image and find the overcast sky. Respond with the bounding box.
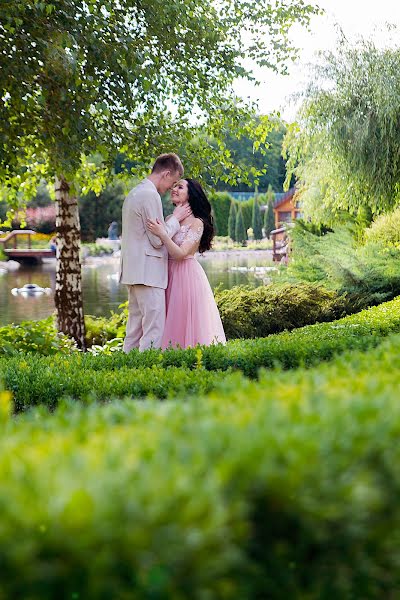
[235,0,400,121]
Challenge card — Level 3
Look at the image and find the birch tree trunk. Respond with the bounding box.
[54,176,86,350]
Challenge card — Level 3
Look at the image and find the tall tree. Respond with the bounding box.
[0,0,319,346]
[228,201,237,241]
[212,117,288,192]
[235,206,246,244]
[263,184,276,238]
[252,198,263,240]
[284,33,400,223]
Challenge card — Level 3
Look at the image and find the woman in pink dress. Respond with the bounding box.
[147,178,226,349]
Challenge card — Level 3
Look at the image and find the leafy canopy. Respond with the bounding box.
[284,32,400,221]
[0,0,320,209]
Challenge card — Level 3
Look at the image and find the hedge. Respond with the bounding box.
[3,295,400,408]
[0,283,379,353]
[4,361,225,411]
[1,333,400,597]
[215,282,350,339]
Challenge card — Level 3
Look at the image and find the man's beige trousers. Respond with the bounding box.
[123,284,165,352]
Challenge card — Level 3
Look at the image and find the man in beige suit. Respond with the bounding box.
[120,153,189,352]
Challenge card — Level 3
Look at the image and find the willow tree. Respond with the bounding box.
[284,34,400,224]
[0,0,319,348]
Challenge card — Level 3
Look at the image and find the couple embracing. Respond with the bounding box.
[119,153,226,352]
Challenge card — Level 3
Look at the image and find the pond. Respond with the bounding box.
[0,250,274,326]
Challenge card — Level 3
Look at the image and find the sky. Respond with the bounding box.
[235,0,400,121]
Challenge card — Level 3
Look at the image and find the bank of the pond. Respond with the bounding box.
[0,250,274,326]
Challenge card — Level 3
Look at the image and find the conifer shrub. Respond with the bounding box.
[208,191,232,236]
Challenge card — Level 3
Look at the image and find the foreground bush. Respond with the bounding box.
[3,295,400,408]
[4,360,225,411]
[1,335,400,597]
[215,282,349,339]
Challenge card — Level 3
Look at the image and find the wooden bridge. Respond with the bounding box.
[0,230,56,263]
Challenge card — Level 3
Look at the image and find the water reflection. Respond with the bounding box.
[0,251,273,326]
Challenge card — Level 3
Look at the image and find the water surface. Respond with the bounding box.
[0,250,273,326]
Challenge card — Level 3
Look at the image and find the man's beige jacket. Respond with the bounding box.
[119,179,180,288]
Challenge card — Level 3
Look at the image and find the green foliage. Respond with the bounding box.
[82,243,115,257]
[284,35,400,221]
[240,198,253,232]
[85,311,127,346]
[2,331,400,596]
[79,181,125,242]
[0,0,319,206]
[3,359,225,411]
[215,283,349,339]
[235,206,246,244]
[209,117,287,192]
[287,223,400,308]
[251,198,263,240]
[228,201,237,240]
[364,207,400,247]
[263,184,276,237]
[284,34,400,225]
[0,318,77,356]
[208,191,232,236]
[3,295,400,383]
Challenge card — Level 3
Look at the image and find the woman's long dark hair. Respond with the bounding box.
[185,179,214,253]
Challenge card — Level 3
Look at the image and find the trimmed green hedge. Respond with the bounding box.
[0,282,385,354]
[215,282,350,339]
[1,334,400,597]
[4,361,225,411]
[3,295,400,408]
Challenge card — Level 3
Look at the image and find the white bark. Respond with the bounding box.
[54,176,86,350]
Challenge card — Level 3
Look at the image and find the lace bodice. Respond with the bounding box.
[173,222,204,253]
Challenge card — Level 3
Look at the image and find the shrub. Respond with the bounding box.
[3,295,400,391]
[0,317,77,356]
[79,181,124,242]
[287,223,400,308]
[3,359,226,411]
[240,197,254,232]
[215,282,350,339]
[82,243,115,257]
[364,206,400,247]
[263,198,275,238]
[25,204,56,233]
[251,198,263,240]
[1,334,400,596]
[84,305,128,346]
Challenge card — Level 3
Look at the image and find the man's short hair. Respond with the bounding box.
[152,153,184,176]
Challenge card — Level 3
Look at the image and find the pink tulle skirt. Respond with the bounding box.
[161,257,226,350]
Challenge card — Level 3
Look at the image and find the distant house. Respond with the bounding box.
[272,188,302,228]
